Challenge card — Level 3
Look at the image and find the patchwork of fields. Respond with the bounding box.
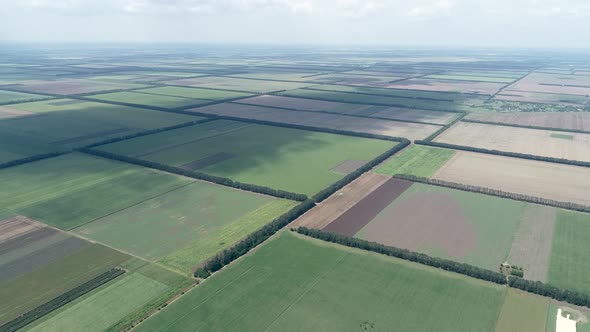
[2,49,590,332]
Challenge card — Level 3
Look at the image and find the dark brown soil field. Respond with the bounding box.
[322,178,412,236]
[331,160,366,174]
[360,192,477,260]
[180,152,234,170]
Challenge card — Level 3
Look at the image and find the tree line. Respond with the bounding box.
[194,200,316,278]
[1,268,125,332]
[295,227,507,284]
[393,174,590,213]
[312,139,410,202]
[415,140,590,168]
[421,113,468,142]
[462,119,590,135]
[508,277,590,308]
[0,151,69,171]
[80,148,309,202]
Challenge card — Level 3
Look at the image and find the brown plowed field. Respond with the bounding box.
[387,78,506,95]
[0,215,44,243]
[322,178,413,236]
[290,172,391,229]
[507,72,590,96]
[189,103,441,140]
[465,112,590,132]
[359,192,477,260]
[434,121,590,162]
[432,151,590,206]
[506,205,556,282]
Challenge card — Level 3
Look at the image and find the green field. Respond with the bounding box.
[355,183,527,270]
[88,91,213,109]
[548,210,590,294]
[425,74,516,83]
[136,231,506,332]
[99,120,396,195]
[137,86,252,100]
[494,289,549,332]
[375,145,455,177]
[550,133,574,140]
[170,76,312,93]
[0,153,193,230]
[75,181,294,271]
[0,244,129,325]
[0,90,50,104]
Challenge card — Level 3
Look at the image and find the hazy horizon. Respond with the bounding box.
[1,0,589,49]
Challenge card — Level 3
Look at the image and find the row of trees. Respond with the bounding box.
[508,277,590,308]
[415,140,590,168]
[80,148,308,201]
[393,174,590,213]
[462,119,590,135]
[83,118,215,149]
[1,268,125,332]
[295,227,507,284]
[421,113,468,142]
[312,140,410,202]
[194,200,316,278]
[0,151,69,170]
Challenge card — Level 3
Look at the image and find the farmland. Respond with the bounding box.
[99,120,397,195]
[135,232,506,332]
[2,46,590,331]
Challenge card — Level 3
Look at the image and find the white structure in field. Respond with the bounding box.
[556,308,577,332]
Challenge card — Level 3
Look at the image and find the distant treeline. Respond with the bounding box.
[83,118,215,149]
[393,174,590,213]
[312,139,410,202]
[415,140,590,168]
[462,119,590,135]
[508,277,590,308]
[0,151,70,171]
[294,227,506,284]
[420,112,467,142]
[194,200,316,279]
[0,268,125,332]
[0,97,53,106]
[80,148,308,201]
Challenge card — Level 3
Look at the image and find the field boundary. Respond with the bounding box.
[420,112,468,142]
[414,140,590,168]
[301,86,476,104]
[461,118,590,135]
[392,174,590,213]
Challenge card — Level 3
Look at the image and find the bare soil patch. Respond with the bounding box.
[0,106,34,120]
[0,215,44,243]
[387,78,506,95]
[433,151,590,206]
[435,121,590,162]
[322,178,413,236]
[190,103,441,140]
[360,192,477,260]
[179,152,234,170]
[466,112,590,131]
[291,172,390,229]
[331,160,366,174]
[506,205,556,282]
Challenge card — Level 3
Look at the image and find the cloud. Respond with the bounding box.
[406,0,456,19]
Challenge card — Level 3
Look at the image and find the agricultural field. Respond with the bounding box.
[0,153,193,230]
[432,151,590,206]
[507,72,590,96]
[98,120,396,195]
[166,76,312,93]
[495,90,590,106]
[305,73,404,87]
[434,121,590,162]
[465,112,590,131]
[376,145,456,177]
[0,89,50,104]
[134,85,253,100]
[135,231,507,332]
[189,102,442,140]
[387,78,507,95]
[2,78,147,95]
[424,74,517,83]
[87,90,214,109]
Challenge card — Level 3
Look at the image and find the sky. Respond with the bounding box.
[0,0,589,48]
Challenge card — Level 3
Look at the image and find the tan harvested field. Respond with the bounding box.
[372,107,459,125]
[495,90,589,105]
[506,205,556,282]
[432,151,590,206]
[0,215,44,243]
[508,72,590,96]
[387,78,506,95]
[237,95,369,113]
[0,106,34,119]
[465,112,590,131]
[189,103,441,140]
[290,172,391,229]
[435,121,590,162]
